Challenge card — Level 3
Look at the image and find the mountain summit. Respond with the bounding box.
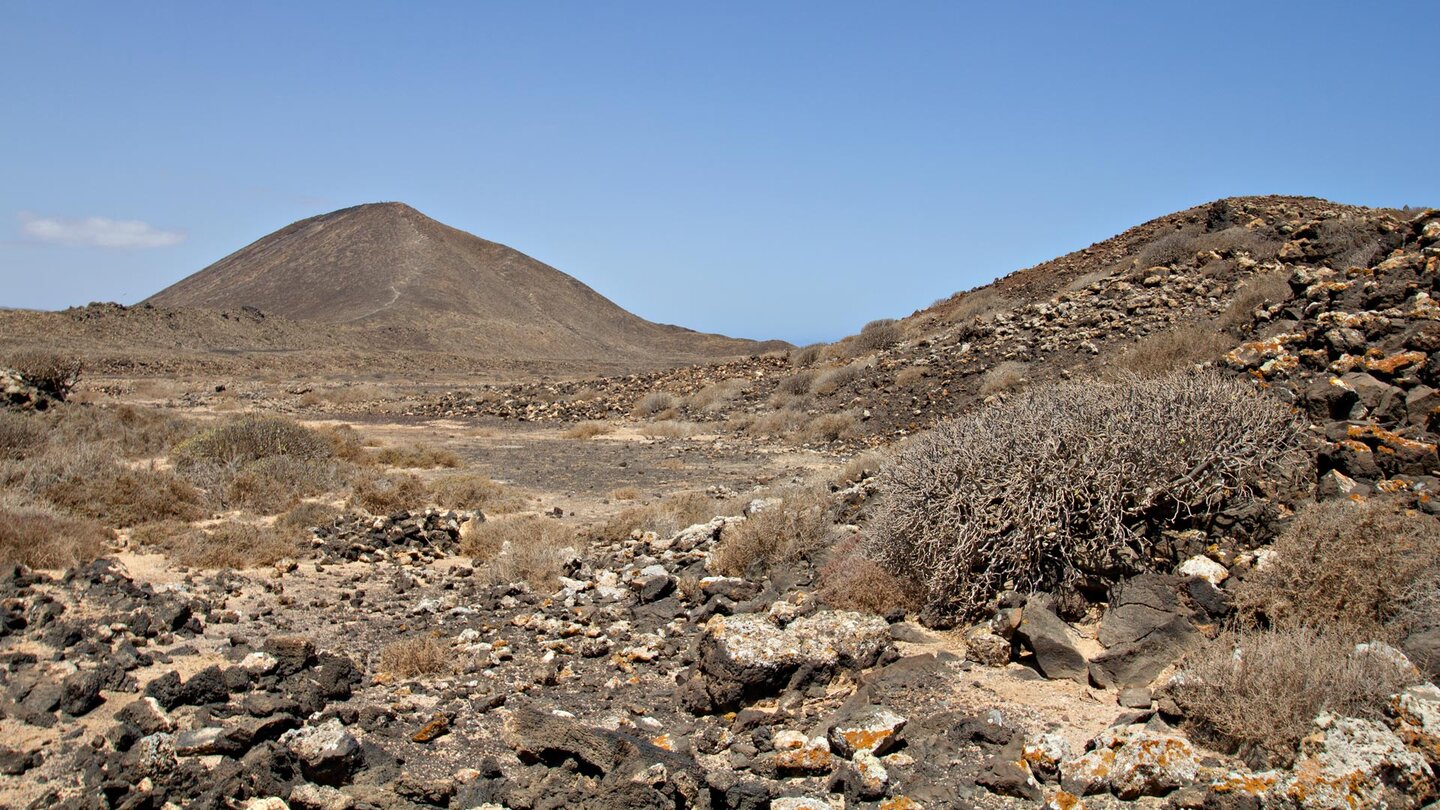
[145,202,781,362]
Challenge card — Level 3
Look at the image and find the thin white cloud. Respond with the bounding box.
[18,212,185,249]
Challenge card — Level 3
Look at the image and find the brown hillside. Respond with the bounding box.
[143,202,783,363]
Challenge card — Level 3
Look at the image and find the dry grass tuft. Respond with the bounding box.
[378,634,454,679]
[711,487,833,576]
[1171,626,1420,767]
[45,466,206,527]
[1111,324,1234,377]
[631,392,678,418]
[978,361,1029,396]
[818,534,918,615]
[1219,269,1293,331]
[133,521,299,569]
[428,473,526,513]
[790,411,861,444]
[811,359,873,396]
[276,501,343,534]
[563,421,614,440]
[788,344,826,367]
[854,318,902,352]
[348,470,429,515]
[1232,499,1440,637]
[371,443,461,469]
[463,514,579,590]
[641,420,700,440]
[595,491,731,543]
[608,486,641,501]
[0,504,110,568]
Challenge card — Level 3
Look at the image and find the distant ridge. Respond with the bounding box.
[144,202,784,362]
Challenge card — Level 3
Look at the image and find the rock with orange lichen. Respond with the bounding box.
[1346,424,1439,475]
[1282,713,1435,809]
[1061,724,1199,799]
[827,705,907,758]
[1390,683,1440,768]
[1225,335,1305,371]
[1043,789,1087,810]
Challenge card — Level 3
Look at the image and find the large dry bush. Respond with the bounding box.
[0,503,110,568]
[1136,230,1198,268]
[1232,499,1440,637]
[50,404,193,457]
[788,344,826,367]
[1171,626,1420,767]
[174,414,331,467]
[775,371,817,397]
[868,371,1302,619]
[711,488,834,576]
[1112,324,1234,377]
[348,470,429,515]
[174,414,341,512]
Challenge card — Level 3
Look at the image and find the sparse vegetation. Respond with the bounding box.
[1112,324,1233,376]
[790,410,860,444]
[44,465,206,526]
[133,521,299,569]
[711,487,833,576]
[854,318,902,352]
[463,514,579,589]
[641,420,700,439]
[1171,626,1420,767]
[868,371,1301,619]
[563,421,614,439]
[0,503,110,568]
[428,473,526,513]
[978,360,1029,395]
[378,634,454,678]
[811,358,872,395]
[6,350,83,402]
[1232,499,1440,638]
[348,469,429,515]
[275,500,342,533]
[632,391,677,418]
[818,534,917,615]
[1219,269,1292,331]
[371,442,461,469]
[595,490,730,543]
[788,344,826,367]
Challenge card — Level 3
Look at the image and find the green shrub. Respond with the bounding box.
[867,371,1301,620]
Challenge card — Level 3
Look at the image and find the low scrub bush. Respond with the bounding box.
[6,350,83,401]
[276,501,342,533]
[1232,499,1440,637]
[775,371,817,397]
[133,521,298,569]
[428,473,526,513]
[45,466,206,526]
[378,634,453,679]
[1112,324,1234,377]
[854,318,902,352]
[978,361,1029,396]
[0,504,110,568]
[818,534,918,615]
[788,344,826,367]
[1136,230,1198,268]
[790,411,860,444]
[641,420,700,440]
[684,379,746,414]
[348,470,428,515]
[563,421,614,440]
[711,487,833,576]
[371,443,460,469]
[811,359,872,396]
[595,490,730,543]
[0,411,47,460]
[1171,626,1420,767]
[1218,269,1293,331]
[631,392,677,418]
[173,414,331,468]
[867,371,1301,620]
[464,514,579,590]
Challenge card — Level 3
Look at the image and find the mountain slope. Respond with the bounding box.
[144,202,782,362]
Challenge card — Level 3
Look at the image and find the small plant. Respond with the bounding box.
[811,358,871,395]
[0,504,110,568]
[594,490,729,543]
[1112,324,1233,377]
[6,351,83,401]
[631,392,677,418]
[788,344,826,367]
[371,443,460,469]
[348,470,429,515]
[854,318,902,352]
[867,371,1301,620]
[378,634,454,679]
[818,534,918,615]
[174,414,331,468]
[790,411,860,444]
[428,473,526,513]
[977,361,1029,396]
[563,421,614,439]
[44,466,206,527]
[133,521,298,569]
[275,501,343,534]
[1218,269,1293,331]
[1171,626,1419,767]
[711,487,833,576]
[1231,498,1440,637]
[463,514,579,590]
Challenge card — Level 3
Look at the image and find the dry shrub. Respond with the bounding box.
[276,501,342,533]
[174,414,331,468]
[0,411,47,460]
[348,470,429,515]
[596,490,729,543]
[790,411,860,444]
[135,521,298,569]
[608,486,641,501]
[50,404,193,457]
[854,318,902,352]
[1232,499,1440,637]
[6,350,83,401]
[371,443,460,469]
[819,535,918,616]
[684,379,746,414]
[978,361,1029,396]
[304,384,388,406]
[1191,225,1283,261]
[0,505,109,568]
[711,488,833,576]
[1171,626,1420,767]
[776,371,817,397]
[811,359,872,396]
[1112,324,1234,376]
[428,473,526,513]
[1136,230,1198,268]
[833,449,891,488]
[45,466,206,526]
[789,344,826,367]
[745,409,807,438]
[632,392,677,418]
[944,287,1011,325]
[1219,269,1293,331]
[564,386,601,404]
[318,425,374,465]
[894,366,928,387]
[464,514,579,590]
[868,371,1302,620]
[642,420,700,440]
[378,634,453,678]
[564,421,614,440]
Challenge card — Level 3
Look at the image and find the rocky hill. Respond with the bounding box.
[143,202,783,364]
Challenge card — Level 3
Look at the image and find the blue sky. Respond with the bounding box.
[2,2,1436,345]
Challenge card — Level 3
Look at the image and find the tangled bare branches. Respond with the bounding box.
[867,371,1302,619]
